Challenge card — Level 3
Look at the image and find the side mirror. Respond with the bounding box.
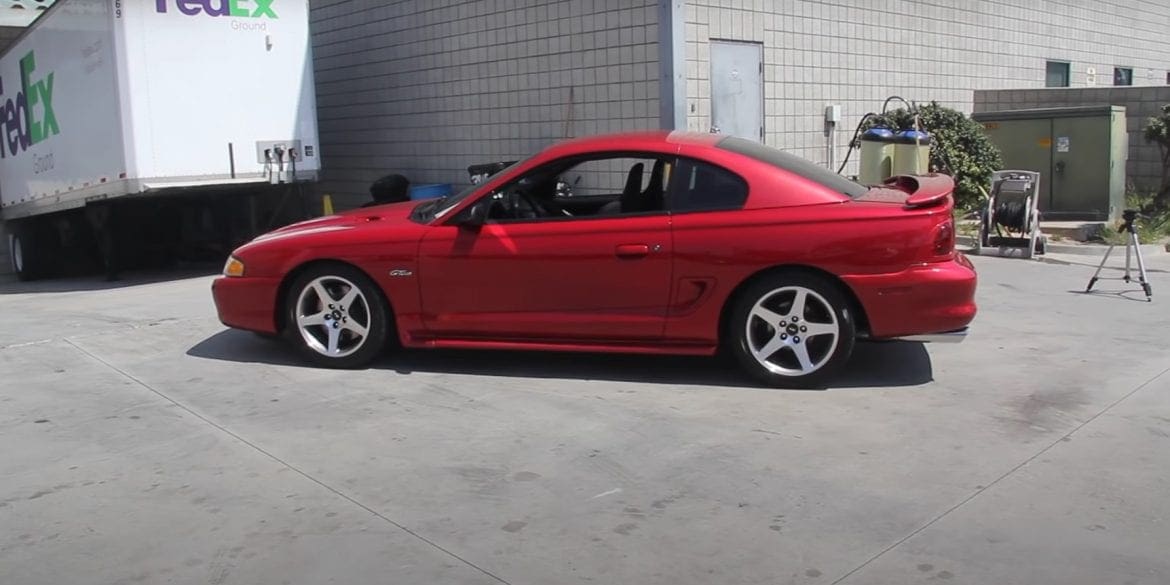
[459,201,488,229]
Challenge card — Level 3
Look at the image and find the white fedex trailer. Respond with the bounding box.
[0,0,320,280]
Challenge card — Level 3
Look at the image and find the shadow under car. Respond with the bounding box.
[187,329,935,390]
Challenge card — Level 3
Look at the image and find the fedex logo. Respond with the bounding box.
[155,0,278,18]
[0,51,58,159]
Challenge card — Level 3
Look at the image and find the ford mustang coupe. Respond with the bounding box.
[212,132,976,388]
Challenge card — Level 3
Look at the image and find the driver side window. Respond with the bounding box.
[482,175,551,222]
[477,153,672,223]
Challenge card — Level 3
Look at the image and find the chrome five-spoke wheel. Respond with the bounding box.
[729,272,856,388]
[295,275,371,358]
[285,264,389,368]
[746,286,839,376]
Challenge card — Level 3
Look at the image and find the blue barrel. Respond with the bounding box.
[408,183,454,200]
[861,127,896,142]
[893,129,933,145]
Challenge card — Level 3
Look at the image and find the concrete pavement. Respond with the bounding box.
[1,256,1168,585]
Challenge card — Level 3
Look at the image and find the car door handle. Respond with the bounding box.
[615,244,651,258]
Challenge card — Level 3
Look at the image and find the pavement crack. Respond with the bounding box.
[63,338,514,585]
[829,365,1170,585]
[0,338,54,350]
[1,316,207,351]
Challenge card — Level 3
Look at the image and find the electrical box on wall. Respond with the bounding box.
[824,105,842,123]
[972,106,1127,222]
[255,140,306,164]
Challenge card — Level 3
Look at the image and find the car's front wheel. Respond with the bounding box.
[728,272,856,388]
[284,264,389,368]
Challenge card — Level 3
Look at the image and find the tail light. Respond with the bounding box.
[932,217,955,258]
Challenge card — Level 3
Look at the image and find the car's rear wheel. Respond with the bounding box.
[728,272,856,388]
[284,264,388,368]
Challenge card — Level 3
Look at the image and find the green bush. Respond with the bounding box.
[856,102,1002,211]
[1124,190,1170,243]
[1142,104,1170,208]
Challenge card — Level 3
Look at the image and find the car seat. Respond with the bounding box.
[639,159,665,212]
[598,162,645,215]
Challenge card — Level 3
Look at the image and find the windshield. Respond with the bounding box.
[432,182,483,219]
[716,136,869,198]
[409,161,523,223]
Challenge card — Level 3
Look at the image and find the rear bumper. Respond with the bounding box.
[843,254,977,340]
[890,327,969,343]
[211,276,282,334]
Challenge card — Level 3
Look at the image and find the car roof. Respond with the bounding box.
[543,130,723,158]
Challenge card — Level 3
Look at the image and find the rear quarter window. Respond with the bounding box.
[717,136,869,198]
[670,158,749,212]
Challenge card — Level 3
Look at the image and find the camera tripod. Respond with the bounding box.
[1085,210,1153,301]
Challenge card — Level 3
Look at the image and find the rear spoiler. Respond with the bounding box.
[883,174,955,209]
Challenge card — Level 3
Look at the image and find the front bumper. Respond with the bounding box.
[843,254,978,340]
[211,276,282,334]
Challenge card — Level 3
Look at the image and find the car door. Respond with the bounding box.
[661,156,753,344]
[416,155,674,342]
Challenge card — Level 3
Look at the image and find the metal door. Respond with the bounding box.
[1050,116,1111,219]
[981,119,1054,209]
[710,41,763,142]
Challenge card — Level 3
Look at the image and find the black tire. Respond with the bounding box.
[283,263,390,369]
[9,219,60,281]
[975,208,989,253]
[726,271,856,389]
[9,228,30,281]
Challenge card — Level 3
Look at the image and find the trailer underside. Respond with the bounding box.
[4,183,317,281]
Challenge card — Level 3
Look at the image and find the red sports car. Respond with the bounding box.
[212,132,975,388]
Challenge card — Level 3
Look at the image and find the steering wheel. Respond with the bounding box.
[510,188,547,219]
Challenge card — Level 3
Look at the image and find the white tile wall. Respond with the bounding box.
[684,0,1170,175]
[311,0,661,208]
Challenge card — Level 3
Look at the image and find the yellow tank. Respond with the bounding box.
[858,128,896,185]
[892,130,932,176]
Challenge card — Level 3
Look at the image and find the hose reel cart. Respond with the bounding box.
[975,170,1047,259]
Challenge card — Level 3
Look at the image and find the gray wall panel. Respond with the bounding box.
[310,0,661,209]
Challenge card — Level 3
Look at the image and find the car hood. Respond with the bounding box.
[253,200,421,243]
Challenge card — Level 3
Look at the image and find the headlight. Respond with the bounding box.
[223,256,246,277]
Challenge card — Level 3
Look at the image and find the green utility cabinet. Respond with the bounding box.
[972,106,1127,221]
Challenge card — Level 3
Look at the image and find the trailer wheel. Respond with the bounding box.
[9,231,27,280]
[8,220,60,281]
[974,207,990,254]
